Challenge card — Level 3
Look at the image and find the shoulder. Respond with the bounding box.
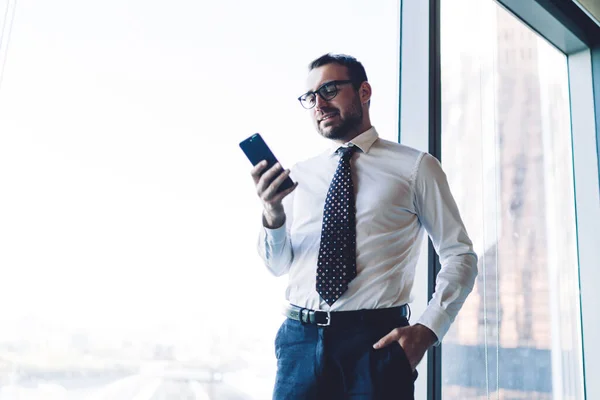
[413,153,448,192]
[369,138,427,179]
[369,139,446,185]
[371,137,425,161]
[416,152,444,177]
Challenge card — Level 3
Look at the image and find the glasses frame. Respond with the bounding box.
[297,80,354,109]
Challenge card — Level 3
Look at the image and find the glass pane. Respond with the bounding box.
[441,1,584,399]
[0,0,398,398]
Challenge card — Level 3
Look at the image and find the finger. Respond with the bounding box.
[250,160,268,184]
[256,163,283,194]
[266,168,292,195]
[270,181,298,203]
[262,168,291,200]
[373,328,401,349]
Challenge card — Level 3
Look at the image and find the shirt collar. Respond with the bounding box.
[328,126,379,156]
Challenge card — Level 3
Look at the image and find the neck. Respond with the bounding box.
[333,119,372,144]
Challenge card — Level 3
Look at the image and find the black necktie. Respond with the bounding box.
[316,146,357,306]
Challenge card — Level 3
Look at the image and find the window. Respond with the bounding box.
[0,0,400,398]
[440,0,584,399]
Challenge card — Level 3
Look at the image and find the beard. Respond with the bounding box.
[317,97,363,141]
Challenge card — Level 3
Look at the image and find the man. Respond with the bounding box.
[250,53,478,399]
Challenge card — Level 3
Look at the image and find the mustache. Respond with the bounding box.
[317,108,339,121]
[319,107,338,115]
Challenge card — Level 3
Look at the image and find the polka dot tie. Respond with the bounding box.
[316,145,357,306]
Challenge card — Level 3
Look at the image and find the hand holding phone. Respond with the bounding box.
[240,133,295,193]
[240,133,297,228]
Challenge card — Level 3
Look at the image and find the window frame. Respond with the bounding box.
[398,0,600,398]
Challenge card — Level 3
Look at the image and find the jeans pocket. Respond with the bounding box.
[392,341,414,378]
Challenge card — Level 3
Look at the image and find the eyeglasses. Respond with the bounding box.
[297,80,354,109]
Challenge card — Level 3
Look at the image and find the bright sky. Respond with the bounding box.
[0,0,399,345]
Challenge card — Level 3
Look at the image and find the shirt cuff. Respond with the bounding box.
[263,223,287,245]
[415,303,452,346]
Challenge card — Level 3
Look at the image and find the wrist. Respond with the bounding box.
[415,323,438,347]
[263,209,285,229]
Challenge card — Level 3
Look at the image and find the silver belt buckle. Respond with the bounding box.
[316,311,331,326]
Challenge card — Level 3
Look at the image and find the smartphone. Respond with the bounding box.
[239,133,295,193]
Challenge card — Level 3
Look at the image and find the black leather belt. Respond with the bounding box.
[285,304,410,327]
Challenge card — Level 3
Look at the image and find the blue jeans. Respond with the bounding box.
[273,311,417,399]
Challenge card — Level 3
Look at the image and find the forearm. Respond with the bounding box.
[416,253,478,343]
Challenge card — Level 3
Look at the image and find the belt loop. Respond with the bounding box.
[299,308,307,325]
[406,304,411,321]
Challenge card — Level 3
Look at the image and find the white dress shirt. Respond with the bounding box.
[257,127,478,342]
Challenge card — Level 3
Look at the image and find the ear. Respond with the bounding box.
[359,82,372,105]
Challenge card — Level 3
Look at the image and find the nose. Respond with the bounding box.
[314,93,330,111]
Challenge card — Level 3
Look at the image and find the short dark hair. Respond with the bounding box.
[309,53,368,90]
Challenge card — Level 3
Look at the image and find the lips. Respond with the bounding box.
[319,113,339,123]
